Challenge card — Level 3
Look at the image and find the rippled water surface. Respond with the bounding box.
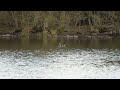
[0,38,120,79]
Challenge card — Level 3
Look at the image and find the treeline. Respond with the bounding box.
[0,11,120,37]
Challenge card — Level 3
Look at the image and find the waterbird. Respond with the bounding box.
[58,43,66,48]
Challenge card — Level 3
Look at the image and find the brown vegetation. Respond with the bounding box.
[0,11,120,38]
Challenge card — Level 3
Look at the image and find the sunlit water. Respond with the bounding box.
[0,37,120,79]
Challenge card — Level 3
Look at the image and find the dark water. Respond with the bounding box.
[0,37,120,79]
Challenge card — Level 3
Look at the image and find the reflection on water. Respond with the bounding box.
[0,37,120,79]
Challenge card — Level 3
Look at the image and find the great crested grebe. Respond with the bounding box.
[58,43,66,48]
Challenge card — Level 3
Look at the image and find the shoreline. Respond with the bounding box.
[0,33,120,40]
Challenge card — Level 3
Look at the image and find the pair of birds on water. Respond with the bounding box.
[58,43,66,48]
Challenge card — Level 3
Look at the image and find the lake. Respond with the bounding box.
[0,37,120,79]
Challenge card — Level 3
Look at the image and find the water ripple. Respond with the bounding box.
[0,48,120,79]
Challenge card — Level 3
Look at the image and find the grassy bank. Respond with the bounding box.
[0,11,120,38]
